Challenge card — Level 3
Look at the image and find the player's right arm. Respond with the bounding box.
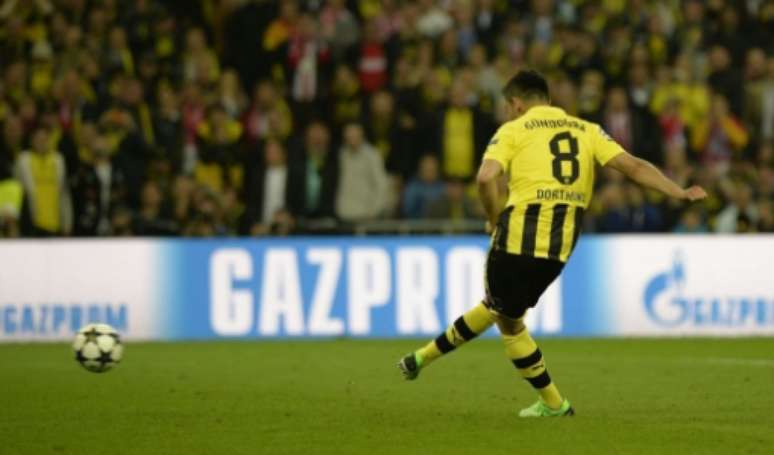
[478,123,515,228]
[605,152,706,201]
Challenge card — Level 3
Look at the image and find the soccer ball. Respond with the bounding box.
[72,323,124,373]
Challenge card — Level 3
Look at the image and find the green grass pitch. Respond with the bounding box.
[2,338,773,454]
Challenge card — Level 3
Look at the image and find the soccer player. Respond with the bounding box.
[398,70,707,417]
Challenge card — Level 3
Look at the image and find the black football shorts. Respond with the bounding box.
[484,249,565,319]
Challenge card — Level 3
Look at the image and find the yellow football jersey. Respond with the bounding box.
[483,105,625,262]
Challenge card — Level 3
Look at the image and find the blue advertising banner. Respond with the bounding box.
[1,236,772,340]
[161,236,583,338]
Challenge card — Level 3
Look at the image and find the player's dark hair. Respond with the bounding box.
[502,69,550,102]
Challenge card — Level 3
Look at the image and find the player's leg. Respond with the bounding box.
[398,300,496,380]
[497,316,572,416]
[488,251,573,417]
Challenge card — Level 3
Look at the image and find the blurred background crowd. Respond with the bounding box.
[0,0,771,238]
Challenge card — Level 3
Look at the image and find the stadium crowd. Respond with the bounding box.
[0,0,771,237]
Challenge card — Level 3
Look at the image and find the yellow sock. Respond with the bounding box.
[502,327,563,409]
[416,340,442,365]
[416,302,495,367]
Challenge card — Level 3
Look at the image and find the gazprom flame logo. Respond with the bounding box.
[643,254,686,327]
[643,252,774,327]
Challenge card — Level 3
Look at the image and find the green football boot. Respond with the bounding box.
[519,398,575,417]
[397,353,422,380]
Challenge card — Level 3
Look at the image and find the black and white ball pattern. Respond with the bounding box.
[73,323,123,373]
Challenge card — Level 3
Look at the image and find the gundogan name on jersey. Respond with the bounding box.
[524,118,587,131]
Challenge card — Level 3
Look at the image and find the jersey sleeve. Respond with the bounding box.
[482,124,516,169]
[592,125,626,165]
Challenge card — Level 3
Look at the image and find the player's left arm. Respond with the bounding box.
[592,124,706,201]
[476,159,505,229]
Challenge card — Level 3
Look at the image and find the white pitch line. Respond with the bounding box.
[559,356,774,368]
[691,357,774,367]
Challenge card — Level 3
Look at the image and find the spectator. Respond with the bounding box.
[110,206,134,236]
[595,86,662,165]
[715,182,758,233]
[527,0,555,44]
[103,25,134,76]
[627,62,653,110]
[243,138,302,234]
[763,58,774,141]
[264,208,296,236]
[757,198,773,232]
[14,127,72,236]
[29,40,54,100]
[676,0,708,54]
[0,154,22,237]
[434,81,492,180]
[417,0,453,38]
[70,134,126,236]
[330,65,362,129]
[182,27,220,85]
[402,155,445,219]
[437,28,462,70]
[4,61,28,105]
[707,45,744,116]
[217,69,248,119]
[625,184,663,232]
[467,44,507,117]
[673,207,709,234]
[335,122,388,221]
[52,69,93,136]
[357,20,388,94]
[425,178,478,220]
[171,175,195,226]
[294,121,338,219]
[603,20,633,85]
[180,82,207,162]
[691,93,749,175]
[364,90,416,178]
[136,52,161,102]
[153,84,183,167]
[550,72,579,117]
[288,13,330,106]
[710,5,747,66]
[194,105,243,193]
[98,105,152,209]
[657,98,687,150]
[474,0,500,52]
[17,96,39,136]
[319,0,360,59]
[71,123,99,168]
[660,143,696,228]
[576,70,605,120]
[595,182,630,233]
[453,1,477,58]
[561,30,604,83]
[757,142,774,197]
[133,180,178,236]
[116,76,155,146]
[220,186,244,235]
[743,48,774,143]
[368,0,402,42]
[242,80,293,145]
[184,186,227,237]
[0,115,25,163]
[650,54,710,135]
[263,0,299,54]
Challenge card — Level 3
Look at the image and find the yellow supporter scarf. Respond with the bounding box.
[29,153,60,232]
[443,108,474,178]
